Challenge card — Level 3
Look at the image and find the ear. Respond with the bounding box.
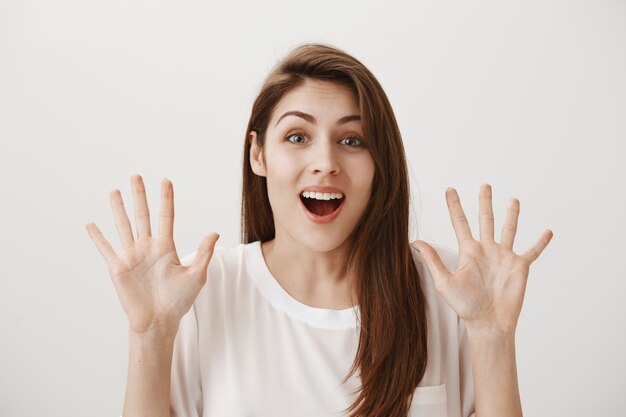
[249,130,267,177]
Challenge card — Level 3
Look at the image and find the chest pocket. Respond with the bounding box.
[408,382,448,417]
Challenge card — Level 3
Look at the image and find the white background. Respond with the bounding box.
[1,0,624,416]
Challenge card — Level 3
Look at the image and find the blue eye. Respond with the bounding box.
[285,132,364,147]
[340,137,363,147]
[286,133,308,144]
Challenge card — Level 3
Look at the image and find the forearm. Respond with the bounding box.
[122,327,177,417]
[466,327,522,417]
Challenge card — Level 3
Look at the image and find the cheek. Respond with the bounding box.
[348,156,375,193]
[267,152,301,180]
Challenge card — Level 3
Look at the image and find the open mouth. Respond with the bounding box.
[300,195,344,217]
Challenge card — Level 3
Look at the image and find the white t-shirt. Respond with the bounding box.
[171,241,476,417]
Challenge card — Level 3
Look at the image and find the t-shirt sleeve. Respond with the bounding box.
[170,302,203,417]
[168,251,204,416]
[431,243,476,417]
[415,242,477,417]
[458,318,476,417]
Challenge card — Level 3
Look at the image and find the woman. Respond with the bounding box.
[85,43,553,417]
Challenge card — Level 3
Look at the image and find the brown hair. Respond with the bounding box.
[240,43,427,417]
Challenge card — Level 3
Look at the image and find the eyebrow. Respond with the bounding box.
[274,110,361,127]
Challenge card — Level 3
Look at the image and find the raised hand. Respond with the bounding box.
[85,175,220,335]
[413,184,553,334]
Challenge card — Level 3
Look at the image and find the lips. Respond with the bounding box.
[298,185,346,224]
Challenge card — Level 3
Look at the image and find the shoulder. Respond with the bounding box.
[178,243,255,317]
[180,243,247,270]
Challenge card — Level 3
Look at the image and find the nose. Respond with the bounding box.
[310,139,341,176]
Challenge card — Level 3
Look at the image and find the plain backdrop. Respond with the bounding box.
[1,0,624,416]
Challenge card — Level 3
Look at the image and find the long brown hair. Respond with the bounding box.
[240,43,427,417]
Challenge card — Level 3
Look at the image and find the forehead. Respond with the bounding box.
[270,79,360,125]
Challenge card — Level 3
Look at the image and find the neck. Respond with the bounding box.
[261,233,358,310]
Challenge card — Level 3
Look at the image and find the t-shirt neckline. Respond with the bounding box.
[245,241,360,330]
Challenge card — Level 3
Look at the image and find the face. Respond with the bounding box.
[249,78,375,253]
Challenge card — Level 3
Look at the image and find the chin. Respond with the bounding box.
[298,230,353,254]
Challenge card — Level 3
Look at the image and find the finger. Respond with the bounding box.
[446,188,474,245]
[500,198,520,249]
[521,229,554,265]
[131,174,152,239]
[412,240,453,292]
[190,233,221,279]
[158,178,174,238]
[478,183,495,242]
[85,222,118,264]
[109,189,135,248]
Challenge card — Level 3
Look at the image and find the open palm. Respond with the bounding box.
[85,175,220,334]
[413,184,553,334]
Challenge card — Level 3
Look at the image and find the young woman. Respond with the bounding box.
[85,43,553,417]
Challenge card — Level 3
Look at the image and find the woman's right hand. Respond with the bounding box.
[85,174,220,335]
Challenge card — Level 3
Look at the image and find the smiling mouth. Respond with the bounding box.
[300,195,344,216]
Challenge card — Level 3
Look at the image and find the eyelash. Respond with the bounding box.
[284,131,364,148]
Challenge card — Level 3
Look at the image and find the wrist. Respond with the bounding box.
[129,324,179,345]
[464,321,516,345]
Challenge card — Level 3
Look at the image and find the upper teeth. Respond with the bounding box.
[301,191,344,200]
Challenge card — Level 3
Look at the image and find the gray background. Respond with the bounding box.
[1,0,624,415]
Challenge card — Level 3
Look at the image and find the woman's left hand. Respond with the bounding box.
[413,184,553,335]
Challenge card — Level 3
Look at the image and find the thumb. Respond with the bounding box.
[191,232,220,277]
[412,240,452,292]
